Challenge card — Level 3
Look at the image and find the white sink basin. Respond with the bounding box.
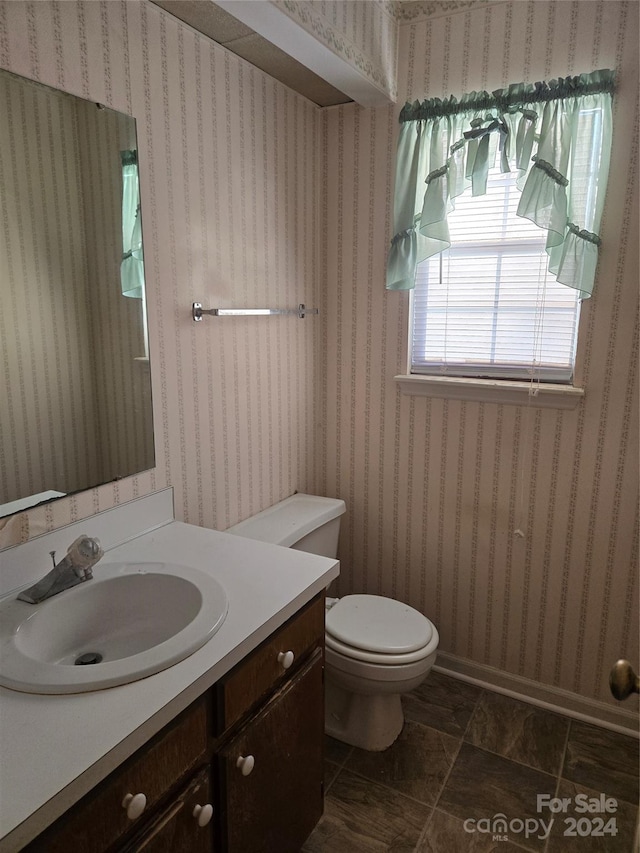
[0,562,228,694]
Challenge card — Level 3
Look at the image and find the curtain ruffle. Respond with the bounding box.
[398,70,615,122]
[517,164,568,247]
[386,228,418,291]
[549,228,601,299]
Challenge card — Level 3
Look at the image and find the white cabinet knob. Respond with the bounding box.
[236,754,255,776]
[192,803,213,827]
[122,792,147,820]
[278,650,295,669]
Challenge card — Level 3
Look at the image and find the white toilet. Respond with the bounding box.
[228,494,439,751]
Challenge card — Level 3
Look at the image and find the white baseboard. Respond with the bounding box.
[433,652,639,738]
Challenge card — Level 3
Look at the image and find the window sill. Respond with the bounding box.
[394,375,584,409]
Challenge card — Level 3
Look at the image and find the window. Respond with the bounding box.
[387,69,614,404]
[408,100,606,386]
[410,166,581,383]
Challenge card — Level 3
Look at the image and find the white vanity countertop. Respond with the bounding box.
[0,520,339,852]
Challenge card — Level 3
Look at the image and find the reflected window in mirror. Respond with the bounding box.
[120,149,149,359]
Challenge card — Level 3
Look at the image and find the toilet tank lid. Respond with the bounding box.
[226,494,346,548]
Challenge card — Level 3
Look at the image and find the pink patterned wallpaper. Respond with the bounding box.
[321,0,638,713]
[0,0,321,540]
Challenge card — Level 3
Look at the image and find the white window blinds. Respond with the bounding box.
[410,167,581,383]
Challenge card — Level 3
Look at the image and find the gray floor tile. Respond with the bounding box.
[563,721,639,805]
[324,735,353,793]
[325,759,341,791]
[545,779,639,852]
[416,807,531,852]
[437,743,557,851]
[464,690,569,775]
[302,768,430,852]
[325,734,353,766]
[344,720,460,806]
[403,671,482,737]
[307,686,637,853]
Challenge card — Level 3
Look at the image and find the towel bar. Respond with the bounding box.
[192,303,318,321]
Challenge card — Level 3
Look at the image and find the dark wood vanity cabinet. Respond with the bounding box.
[23,594,324,853]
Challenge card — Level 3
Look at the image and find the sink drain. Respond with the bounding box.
[74,652,103,666]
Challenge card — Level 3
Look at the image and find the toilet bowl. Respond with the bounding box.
[227,494,439,751]
[324,593,438,749]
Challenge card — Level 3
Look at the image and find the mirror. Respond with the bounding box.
[0,70,155,518]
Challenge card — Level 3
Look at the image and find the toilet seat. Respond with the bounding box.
[325,631,438,665]
[325,594,438,664]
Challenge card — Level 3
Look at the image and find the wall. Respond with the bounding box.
[321,0,639,712]
[271,0,398,102]
[0,0,320,539]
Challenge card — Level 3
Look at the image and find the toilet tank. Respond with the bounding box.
[227,494,346,558]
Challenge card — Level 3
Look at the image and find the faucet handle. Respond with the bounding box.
[67,536,104,568]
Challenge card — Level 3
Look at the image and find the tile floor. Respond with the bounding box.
[303,672,639,852]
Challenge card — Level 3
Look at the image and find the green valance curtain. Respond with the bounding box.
[386,69,614,298]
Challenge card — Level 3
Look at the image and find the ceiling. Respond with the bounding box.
[150,0,354,107]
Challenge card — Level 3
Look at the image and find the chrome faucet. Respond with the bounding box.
[17,535,104,604]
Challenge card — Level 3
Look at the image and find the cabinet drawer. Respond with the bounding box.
[216,594,324,734]
[27,698,208,853]
[124,767,214,853]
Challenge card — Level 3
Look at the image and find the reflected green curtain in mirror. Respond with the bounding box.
[120,149,145,299]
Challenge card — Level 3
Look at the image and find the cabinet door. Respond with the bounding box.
[219,651,324,853]
[124,767,214,853]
